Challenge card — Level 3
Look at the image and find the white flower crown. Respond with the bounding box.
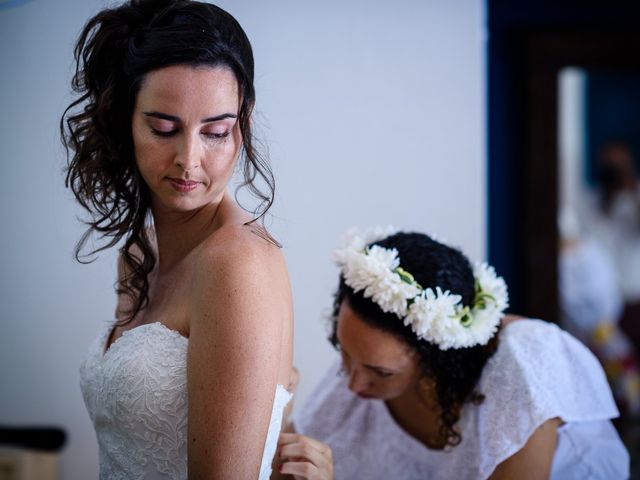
[333,227,509,350]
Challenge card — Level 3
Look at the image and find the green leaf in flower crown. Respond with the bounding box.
[395,267,416,285]
[473,280,496,311]
[457,306,473,327]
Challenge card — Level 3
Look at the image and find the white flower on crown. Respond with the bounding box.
[405,287,462,347]
[334,231,421,317]
[474,262,509,313]
[334,226,509,350]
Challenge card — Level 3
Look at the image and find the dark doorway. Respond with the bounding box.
[488,0,640,320]
[488,0,640,470]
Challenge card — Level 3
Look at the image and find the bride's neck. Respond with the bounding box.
[151,196,225,272]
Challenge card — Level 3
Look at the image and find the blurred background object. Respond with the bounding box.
[556,65,640,469]
[0,426,66,480]
[585,141,640,355]
[558,208,640,416]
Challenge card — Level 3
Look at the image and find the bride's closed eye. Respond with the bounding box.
[151,128,178,137]
[201,129,231,141]
[149,118,177,137]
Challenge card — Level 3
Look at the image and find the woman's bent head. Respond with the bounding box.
[329,230,506,447]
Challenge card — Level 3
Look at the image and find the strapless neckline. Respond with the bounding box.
[102,321,187,358]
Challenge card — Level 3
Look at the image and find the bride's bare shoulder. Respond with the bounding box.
[195,222,288,297]
[204,222,281,259]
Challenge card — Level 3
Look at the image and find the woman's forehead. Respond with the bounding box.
[337,301,415,367]
[136,65,239,113]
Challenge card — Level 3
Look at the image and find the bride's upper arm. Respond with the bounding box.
[187,225,291,479]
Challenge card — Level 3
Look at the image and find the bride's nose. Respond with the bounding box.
[174,134,202,172]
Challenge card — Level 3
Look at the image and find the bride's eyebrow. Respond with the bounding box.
[201,113,237,123]
[142,111,237,123]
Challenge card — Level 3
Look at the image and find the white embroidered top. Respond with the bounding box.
[80,321,291,480]
[294,319,629,479]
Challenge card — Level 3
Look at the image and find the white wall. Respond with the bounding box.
[0,0,485,478]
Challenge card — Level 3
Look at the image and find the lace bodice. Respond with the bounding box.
[294,319,628,479]
[80,322,291,480]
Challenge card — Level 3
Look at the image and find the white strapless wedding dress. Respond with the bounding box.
[80,322,292,480]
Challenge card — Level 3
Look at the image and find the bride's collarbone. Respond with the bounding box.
[114,273,192,338]
[119,242,230,337]
[145,287,190,331]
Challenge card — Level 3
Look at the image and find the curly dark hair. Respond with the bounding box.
[329,232,501,448]
[61,0,275,324]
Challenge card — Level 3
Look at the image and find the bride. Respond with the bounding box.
[61,1,293,478]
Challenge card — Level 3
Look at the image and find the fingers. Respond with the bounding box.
[279,432,328,452]
[280,441,328,469]
[277,432,333,480]
[279,460,320,478]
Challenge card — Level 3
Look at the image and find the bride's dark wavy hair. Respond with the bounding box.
[329,232,501,448]
[61,0,275,324]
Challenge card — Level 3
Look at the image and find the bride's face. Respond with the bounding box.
[131,65,242,214]
[336,301,419,401]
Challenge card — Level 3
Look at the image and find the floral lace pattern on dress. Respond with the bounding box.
[80,322,291,480]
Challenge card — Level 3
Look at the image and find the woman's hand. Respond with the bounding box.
[277,432,334,480]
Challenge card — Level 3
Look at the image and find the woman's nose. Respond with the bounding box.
[174,134,202,172]
[347,369,369,394]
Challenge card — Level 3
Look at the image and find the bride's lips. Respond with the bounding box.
[168,178,200,193]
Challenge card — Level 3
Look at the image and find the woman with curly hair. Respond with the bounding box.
[274,229,628,479]
[62,1,293,478]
